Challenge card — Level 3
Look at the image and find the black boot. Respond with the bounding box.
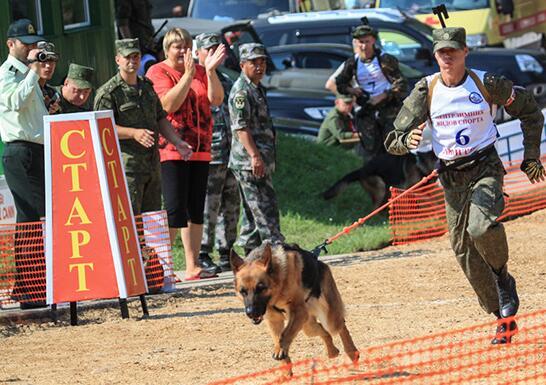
[198,252,221,274]
[491,315,518,345]
[495,265,519,318]
[218,249,232,272]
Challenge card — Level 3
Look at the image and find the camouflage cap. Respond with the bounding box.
[67,63,94,89]
[352,24,377,39]
[7,18,43,45]
[195,32,221,49]
[115,38,141,57]
[336,93,354,103]
[432,27,466,53]
[239,43,267,62]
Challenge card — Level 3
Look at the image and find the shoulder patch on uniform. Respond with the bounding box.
[234,93,246,110]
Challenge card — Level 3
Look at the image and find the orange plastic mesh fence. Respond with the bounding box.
[389,155,546,245]
[0,210,175,307]
[134,210,177,293]
[0,222,45,305]
[210,310,546,385]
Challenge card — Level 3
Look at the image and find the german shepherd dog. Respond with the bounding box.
[322,151,437,209]
[230,242,359,371]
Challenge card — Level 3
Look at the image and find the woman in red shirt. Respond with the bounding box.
[147,27,225,280]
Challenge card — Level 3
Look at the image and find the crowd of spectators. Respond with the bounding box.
[0,11,286,309]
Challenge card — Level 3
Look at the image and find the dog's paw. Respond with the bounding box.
[347,350,360,363]
[327,346,340,359]
[272,346,289,361]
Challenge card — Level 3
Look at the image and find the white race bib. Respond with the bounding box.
[427,70,497,161]
[356,55,391,97]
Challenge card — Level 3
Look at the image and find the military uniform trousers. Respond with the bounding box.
[355,103,400,160]
[2,141,46,300]
[440,150,509,314]
[123,152,162,216]
[200,163,241,254]
[232,170,284,249]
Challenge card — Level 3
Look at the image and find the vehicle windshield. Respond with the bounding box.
[378,0,489,13]
[191,0,290,21]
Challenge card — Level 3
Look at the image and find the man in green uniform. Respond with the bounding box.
[195,33,241,273]
[94,38,192,216]
[228,43,284,254]
[336,22,407,161]
[317,93,358,147]
[57,63,95,113]
[384,27,545,344]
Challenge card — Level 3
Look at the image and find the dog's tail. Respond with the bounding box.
[322,167,369,200]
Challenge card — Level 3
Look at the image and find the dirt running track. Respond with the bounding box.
[1,210,546,385]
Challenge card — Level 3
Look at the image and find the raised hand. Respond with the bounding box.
[183,48,195,79]
[204,44,227,72]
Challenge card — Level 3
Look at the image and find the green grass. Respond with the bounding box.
[172,133,392,270]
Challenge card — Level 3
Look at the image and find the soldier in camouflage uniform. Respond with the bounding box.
[384,27,545,344]
[228,43,284,254]
[194,33,241,272]
[94,38,192,216]
[336,22,407,161]
[56,63,94,113]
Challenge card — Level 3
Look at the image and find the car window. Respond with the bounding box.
[257,26,352,46]
[258,29,291,47]
[191,0,290,21]
[294,27,352,45]
[378,0,489,13]
[150,0,190,18]
[270,52,294,69]
[377,29,423,62]
[295,52,346,69]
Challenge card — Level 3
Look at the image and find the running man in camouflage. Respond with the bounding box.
[385,27,545,344]
[195,33,241,272]
[228,43,284,254]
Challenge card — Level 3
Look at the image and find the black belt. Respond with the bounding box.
[439,144,495,173]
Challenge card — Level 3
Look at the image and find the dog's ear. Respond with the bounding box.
[230,249,245,273]
[257,243,272,269]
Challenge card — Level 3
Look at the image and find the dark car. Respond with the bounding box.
[267,43,424,87]
[252,8,546,106]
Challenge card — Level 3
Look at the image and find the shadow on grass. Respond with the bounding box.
[274,134,376,226]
